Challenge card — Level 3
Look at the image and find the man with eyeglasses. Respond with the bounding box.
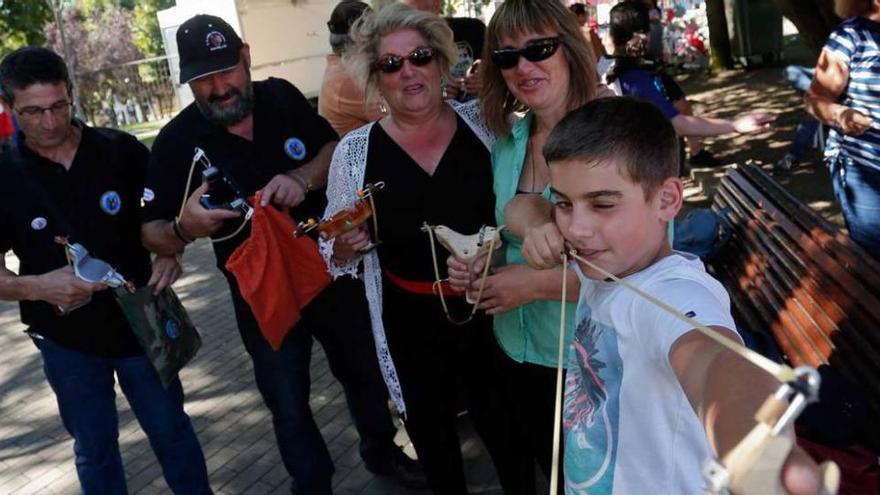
[141,14,424,493]
[0,46,212,493]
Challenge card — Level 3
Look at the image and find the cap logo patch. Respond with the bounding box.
[30,217,48,230]
[284,137,307,160]
[100,191,122,215]
[206,30,228,51]
[142,188,155,202]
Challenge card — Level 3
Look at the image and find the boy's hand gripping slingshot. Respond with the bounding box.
[421,224,503,325]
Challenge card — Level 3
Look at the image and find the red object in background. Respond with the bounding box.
[687,30,708,56]
[797,436,880,495]
[0,105,14,139]
[666,8,675,23]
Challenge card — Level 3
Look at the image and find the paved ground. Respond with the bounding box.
[0,241,502,494]
[677,66,841,227]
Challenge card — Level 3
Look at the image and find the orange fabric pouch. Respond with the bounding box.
[225,193,331,350]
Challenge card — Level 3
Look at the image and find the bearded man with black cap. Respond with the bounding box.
[141,13,423,494]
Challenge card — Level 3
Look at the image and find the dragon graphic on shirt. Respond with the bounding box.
[563,308,622,494]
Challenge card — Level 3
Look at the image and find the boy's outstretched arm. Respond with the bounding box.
[669,328,822,495]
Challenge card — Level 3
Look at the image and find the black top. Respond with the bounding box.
[143,78,339,269]
[363,115,495,281]
[0,123,151,357]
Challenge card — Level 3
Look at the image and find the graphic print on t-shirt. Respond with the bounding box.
[563,304,622,494]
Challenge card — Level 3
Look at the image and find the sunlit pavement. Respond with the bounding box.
[0,242,500,494]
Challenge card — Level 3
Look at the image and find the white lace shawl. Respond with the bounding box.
[319,99,494,418]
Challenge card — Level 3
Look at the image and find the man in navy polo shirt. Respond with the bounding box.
[0,47,211,494]
[141,14,423,494]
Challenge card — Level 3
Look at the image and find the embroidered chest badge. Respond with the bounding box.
[31,217,48,230]
[100,190,122,215]
[284,137,307,161]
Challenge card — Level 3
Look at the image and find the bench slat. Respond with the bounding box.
[708,163,880,415]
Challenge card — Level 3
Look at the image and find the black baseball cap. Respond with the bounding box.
[177,14,243,84]
[327,1,369,35]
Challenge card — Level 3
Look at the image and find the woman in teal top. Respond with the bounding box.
[449,0,604,492]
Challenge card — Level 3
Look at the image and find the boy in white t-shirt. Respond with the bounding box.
[508,97,822,494]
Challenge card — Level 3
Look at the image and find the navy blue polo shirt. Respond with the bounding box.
[143,77,338,269]
[0,123,152,357]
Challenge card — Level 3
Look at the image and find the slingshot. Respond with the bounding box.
[421,224,503,325]
[54,236,134,313]
[295,182,384,254]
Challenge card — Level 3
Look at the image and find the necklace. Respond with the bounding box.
[529,147,537,193]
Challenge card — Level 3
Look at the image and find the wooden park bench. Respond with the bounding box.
[708,162,880,421]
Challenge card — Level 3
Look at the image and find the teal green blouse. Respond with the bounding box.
[491,111,576,368]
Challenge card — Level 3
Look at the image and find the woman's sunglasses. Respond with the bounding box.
[374,47,436,74]
[491,37,562,70]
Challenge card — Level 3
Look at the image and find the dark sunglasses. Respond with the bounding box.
[374,46,436,74]
[491,37,562,70]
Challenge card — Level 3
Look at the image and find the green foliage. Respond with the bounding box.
[132,0,173,58]
[78,0,136,12]
[0,0,53,57]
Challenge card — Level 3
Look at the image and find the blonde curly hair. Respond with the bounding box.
[345,3,456,102]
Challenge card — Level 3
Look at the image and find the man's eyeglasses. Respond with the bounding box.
[374,47,436,74]
[491,37,562,70]
[15,100,73,120]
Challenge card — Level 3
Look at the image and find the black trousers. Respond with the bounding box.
[492,340,566,495]
[228,274,397,494]
[308,277,400,465]
[382,279,523,494]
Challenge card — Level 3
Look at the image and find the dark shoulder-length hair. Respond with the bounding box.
[481,0,598,136]
[605,1,651,84]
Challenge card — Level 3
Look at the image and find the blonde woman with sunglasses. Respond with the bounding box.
[320,4,521,493]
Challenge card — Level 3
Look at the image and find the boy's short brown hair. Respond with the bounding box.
[543,96,679,197]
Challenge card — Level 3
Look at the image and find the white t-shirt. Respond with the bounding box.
[563,252,738,495]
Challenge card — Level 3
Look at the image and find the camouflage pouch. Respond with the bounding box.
[114,286,201,388]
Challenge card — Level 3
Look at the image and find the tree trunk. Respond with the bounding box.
[772,0,839,58]
[706,0,734,70]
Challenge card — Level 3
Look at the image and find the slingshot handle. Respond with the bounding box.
[715,394,840,495]
[316,201,374,239]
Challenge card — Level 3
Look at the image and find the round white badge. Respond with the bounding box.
[30,217,48,230]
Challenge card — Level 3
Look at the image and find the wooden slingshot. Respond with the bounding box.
[421,224,503,324]
[704,366,840,495]
[295,182,384,253]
